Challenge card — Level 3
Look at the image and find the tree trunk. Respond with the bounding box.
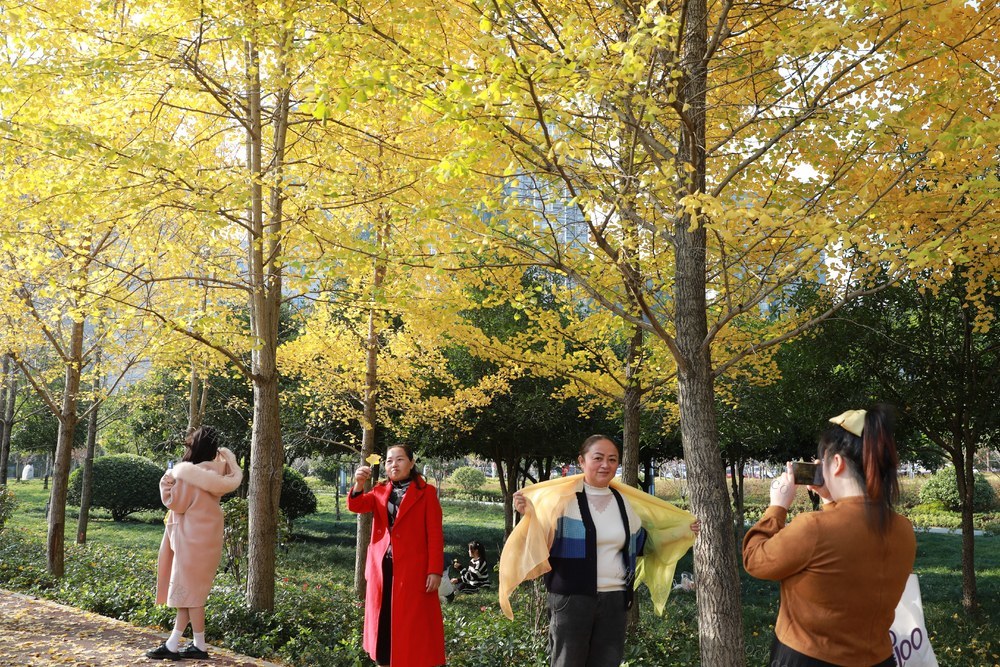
[352,300,379,597]
[495,452,509,531]
[354,218,388,597]
[243,20,289,611]
[621,326,644,488]
[676,362,744,664]
[246,369,284,611]
[730,459,746,545]
[76,365,101,545]
[187,360,204,433]
[623,361,643,632]
[496,449,520,537]
[959,488,977,612]
[536,456,554,481]
[46,319,85,577]
[957,447,978,611]
[674,0,745,659]
[0,355,13,487]
[187,280,212,433]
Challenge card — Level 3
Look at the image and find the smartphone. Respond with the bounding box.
[167,460,174,470]
[791,461,823,486]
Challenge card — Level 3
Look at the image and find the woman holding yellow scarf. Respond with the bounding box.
[499,435,700,667]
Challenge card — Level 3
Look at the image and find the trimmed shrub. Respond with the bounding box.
[280,466,318,523]
[68,454,164,521]
[919,469,996,512]
[908,503,963,531]
[450,466,486,494]
[982,516,1000,536]
[0,485,16,533]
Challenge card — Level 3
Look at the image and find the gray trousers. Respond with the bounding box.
[548,591,627,667]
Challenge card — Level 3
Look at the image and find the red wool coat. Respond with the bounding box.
[155,448,242,608]
[348,479,446,667]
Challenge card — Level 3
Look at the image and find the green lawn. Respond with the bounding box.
[2,478,999,666]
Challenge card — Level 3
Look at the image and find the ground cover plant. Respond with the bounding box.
[1,476,998,665]
[0,485,16,533]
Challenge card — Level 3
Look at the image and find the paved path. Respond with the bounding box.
[0,590,284,667]
[921,526,986,536]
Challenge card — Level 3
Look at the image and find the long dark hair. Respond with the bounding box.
[183,426,219,465]
[817,404,899,534]
[383,444,425,488]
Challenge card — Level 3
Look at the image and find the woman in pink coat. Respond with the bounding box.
[146,426,242,661]
[349,444,446,667]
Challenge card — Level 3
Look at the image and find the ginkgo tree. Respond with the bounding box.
[443,263,677,477]
[281,166,520,592]
[0,22,167,569]
[1,0,502,610]
[0,181,151,577]
[1,0,312,609]
[5,0,442,610]
[317,0,1000,661]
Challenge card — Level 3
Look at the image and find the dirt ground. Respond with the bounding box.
[0,589,284,667]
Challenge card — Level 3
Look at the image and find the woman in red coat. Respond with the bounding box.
[349,445,446,667]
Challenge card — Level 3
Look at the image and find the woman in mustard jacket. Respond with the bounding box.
[349,444,445,667]
[146,426,242,661]
[743,406,916,666]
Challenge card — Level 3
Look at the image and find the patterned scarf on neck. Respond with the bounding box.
[387,479,411,528]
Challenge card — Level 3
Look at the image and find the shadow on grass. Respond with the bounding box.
[915,532,999,613]
[910,533,1000,665]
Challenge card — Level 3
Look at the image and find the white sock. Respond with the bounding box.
[165,630,183,652]
[194,632,207,650]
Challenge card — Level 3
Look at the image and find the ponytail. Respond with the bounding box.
[861,405,900,534]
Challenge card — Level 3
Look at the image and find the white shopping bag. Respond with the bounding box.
[438,565,454,604]
[889,574,938,667]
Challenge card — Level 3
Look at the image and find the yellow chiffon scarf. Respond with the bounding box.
[498,474,696,620]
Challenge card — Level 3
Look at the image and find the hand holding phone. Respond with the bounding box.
[791,461,823,486]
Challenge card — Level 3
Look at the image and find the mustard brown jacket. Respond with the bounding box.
[743,497,916,666]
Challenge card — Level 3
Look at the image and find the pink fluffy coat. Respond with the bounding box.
[155,447,242,608]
